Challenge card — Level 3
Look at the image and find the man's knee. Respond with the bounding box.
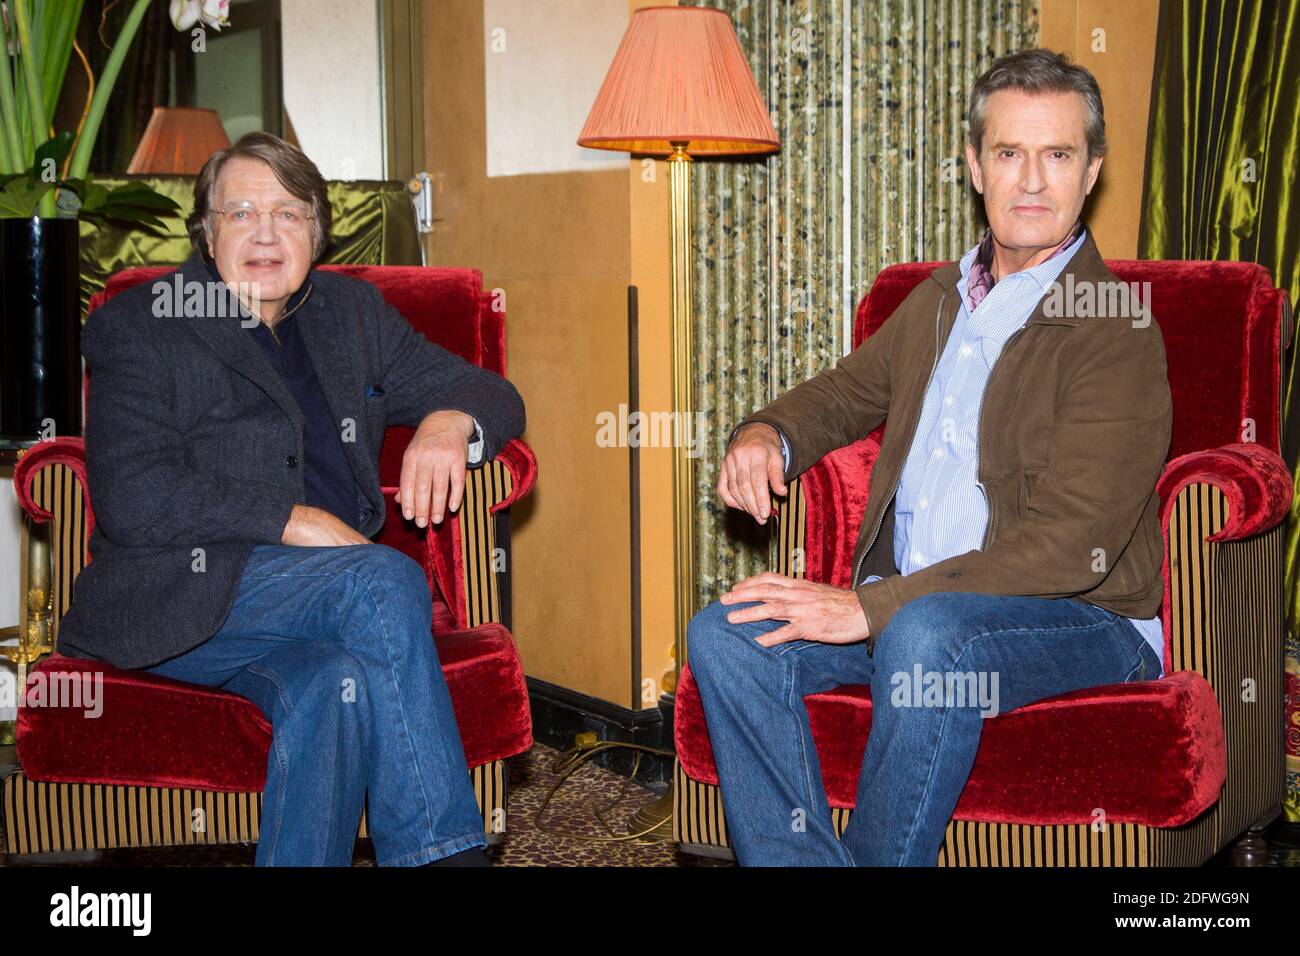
[356,545,429,593]
[332,547,430,624]
[686,599,767,684]
[872,592,975,672]
[686,600,732,662]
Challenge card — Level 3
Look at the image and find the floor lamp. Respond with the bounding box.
[578,6,778,699]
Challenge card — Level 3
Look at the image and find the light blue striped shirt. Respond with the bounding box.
[783,229,1164,676]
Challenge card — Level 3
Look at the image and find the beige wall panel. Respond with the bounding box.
[423,0,637,706]
[1039,0,1161,258]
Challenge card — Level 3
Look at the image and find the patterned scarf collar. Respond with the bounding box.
[966,220,1084,312]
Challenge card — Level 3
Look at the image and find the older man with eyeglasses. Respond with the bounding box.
[55,132,525,867]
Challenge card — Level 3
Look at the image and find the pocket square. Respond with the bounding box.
[365,384,386,398]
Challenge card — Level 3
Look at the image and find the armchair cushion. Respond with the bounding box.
[675,663,1226,828]
[17,621,530,792]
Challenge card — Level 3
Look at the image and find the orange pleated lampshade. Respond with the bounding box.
[578,6,779,157]
[127,107,232,174]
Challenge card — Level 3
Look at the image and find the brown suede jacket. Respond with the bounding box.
[735,228,1172,653]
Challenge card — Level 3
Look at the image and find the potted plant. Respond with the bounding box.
[0,1,227,444]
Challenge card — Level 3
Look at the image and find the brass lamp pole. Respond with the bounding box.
[579,6,779,693]
[667,141,695,683]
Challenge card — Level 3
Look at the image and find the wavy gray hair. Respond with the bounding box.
[968,49,1107,160]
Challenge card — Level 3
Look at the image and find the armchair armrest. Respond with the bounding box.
[13,438,92,531]
[398,438,537,630]
[1157,442,1292,542]
[1154,441,1290,826]
[11,438,93,652]
[780,438,1292,591]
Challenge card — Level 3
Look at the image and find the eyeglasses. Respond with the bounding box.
[214,201,316,233]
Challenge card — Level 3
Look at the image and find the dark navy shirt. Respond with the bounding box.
[206,260,486,535]
[207,259,362,532]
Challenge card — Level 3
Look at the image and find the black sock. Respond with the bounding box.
[423,847,491,867]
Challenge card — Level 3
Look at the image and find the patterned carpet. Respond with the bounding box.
[0,743,730,867]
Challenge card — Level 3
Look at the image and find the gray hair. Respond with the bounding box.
[968,49,1107,160]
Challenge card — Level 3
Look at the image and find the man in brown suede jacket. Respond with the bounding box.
[686,50,1172,867]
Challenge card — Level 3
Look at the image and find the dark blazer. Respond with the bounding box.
[56,253,525,670]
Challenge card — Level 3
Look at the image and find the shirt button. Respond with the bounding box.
[960,344,972,357]
[912,551,924,563]
[933,448,944,458]
[286,454,299,468]
[944,396,953,405]
[919,498,928,508]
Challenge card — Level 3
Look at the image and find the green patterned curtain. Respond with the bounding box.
[688,0,1038,605]
[1138,0,1300,822]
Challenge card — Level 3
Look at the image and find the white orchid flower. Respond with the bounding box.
[170,0,230,33]
[200,0,230,31]
[168,0,201,31]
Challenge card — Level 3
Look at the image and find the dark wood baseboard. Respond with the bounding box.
[527,678,674,786]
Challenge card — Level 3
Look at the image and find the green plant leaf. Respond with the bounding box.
[80,207,171,231]
[0,174,53,218]
[56,177,183,232]
[67,0,154,180]
[40,1,86,124]
[77,180,110,212]
[102,180,184,212]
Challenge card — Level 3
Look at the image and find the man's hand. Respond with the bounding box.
[394,409,476,527]
[720,572,871,648]
[281,505,371,547]
[718,423,788,525]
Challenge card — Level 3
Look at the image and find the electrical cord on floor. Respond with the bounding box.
[532,739,676,843]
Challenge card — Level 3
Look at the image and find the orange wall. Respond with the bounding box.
[422,0,638,707]
[1040,0,1162,257]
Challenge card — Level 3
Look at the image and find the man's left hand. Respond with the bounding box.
[395,409,476,527]
[720,572,871,648]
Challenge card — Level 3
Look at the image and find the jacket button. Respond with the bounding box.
[286,454,299,468]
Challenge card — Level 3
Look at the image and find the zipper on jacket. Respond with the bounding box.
[975,323,1029,549]
[258,282,310,349]
[853,289,948,588]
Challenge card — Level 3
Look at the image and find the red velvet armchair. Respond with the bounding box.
[674,259,1294,866]
[3,266,537,858]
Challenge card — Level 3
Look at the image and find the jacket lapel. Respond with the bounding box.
[176,254,306,432]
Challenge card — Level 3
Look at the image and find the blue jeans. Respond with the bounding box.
[142,543,488,866]
[686,590,1162,866]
